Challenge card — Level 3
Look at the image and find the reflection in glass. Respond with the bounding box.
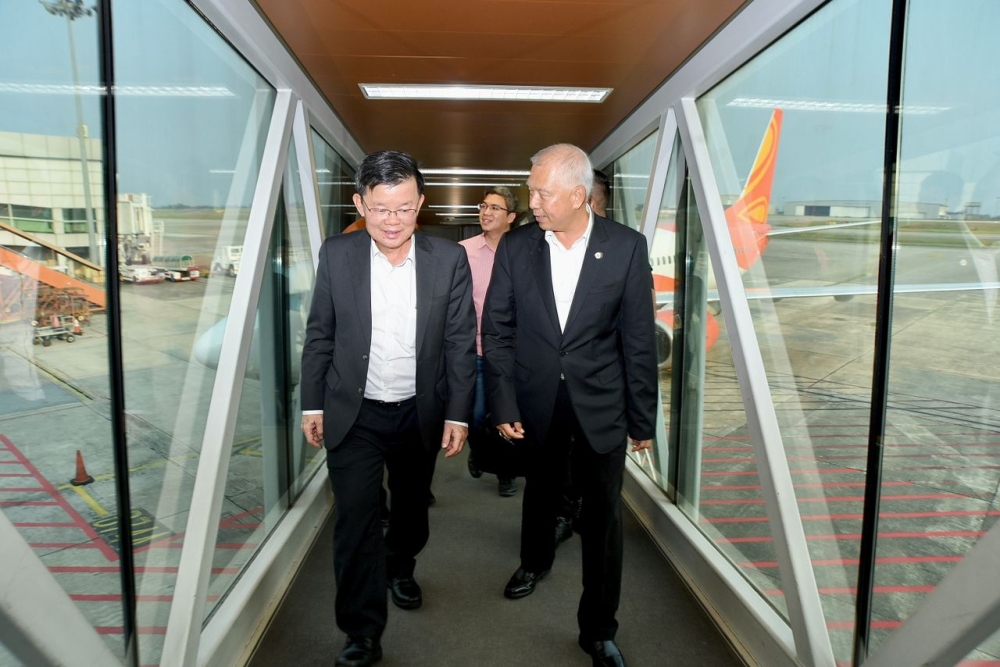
[311,131,357,237]
[609,132,657,230]
[1,1,125,661]
[873,0,1000,660]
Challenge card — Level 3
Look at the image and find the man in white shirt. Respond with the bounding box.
[482,144,657,667]
[460,186,519,497]
[301,150,477,667]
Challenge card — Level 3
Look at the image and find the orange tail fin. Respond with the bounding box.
[724,108,782,270]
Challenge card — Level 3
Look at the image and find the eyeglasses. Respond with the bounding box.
[478,202,509,213]
[362,199,419,222]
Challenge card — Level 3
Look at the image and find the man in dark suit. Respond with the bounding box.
[482,144,657,667]
[301,150,477,667]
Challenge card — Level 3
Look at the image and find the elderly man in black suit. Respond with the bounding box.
[482,144,657,667]
[301,150,477,667]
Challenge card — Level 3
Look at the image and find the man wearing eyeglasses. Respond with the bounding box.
[460,187,520,497]
[301,150,477,667]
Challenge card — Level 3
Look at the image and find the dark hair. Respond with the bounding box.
[355,150,425,195]
[592,169,610,202]
[483,186,518,213]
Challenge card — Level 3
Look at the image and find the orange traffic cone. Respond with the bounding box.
[70,449,94,486]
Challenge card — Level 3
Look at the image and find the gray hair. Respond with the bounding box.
[483,186,518,213]
[530,144,593,197]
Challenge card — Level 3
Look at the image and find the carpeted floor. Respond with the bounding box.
[248,450,744,666]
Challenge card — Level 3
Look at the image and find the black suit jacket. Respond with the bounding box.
[301,230,478,451]
[481,216,657,454]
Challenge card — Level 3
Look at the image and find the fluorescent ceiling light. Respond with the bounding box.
[0,83,235,97]
[423,168,530,177]
[424,181,522,187]
[360,84,612,103]
[435,212,481,217]
[428,205,480,209]
[728,97,949,115]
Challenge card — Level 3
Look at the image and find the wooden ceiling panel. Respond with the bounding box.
[253,0,746,218]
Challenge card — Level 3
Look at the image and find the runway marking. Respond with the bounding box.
[742,555,964,568]
[0,434,118,561]
[48,565,240,574]
[702,481,914,491]
[705,510,1000,524]
[702,493,968,505]
[723,530,985,544]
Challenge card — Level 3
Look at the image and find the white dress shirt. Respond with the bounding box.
[366,238,417,401]
[545,210,594,332]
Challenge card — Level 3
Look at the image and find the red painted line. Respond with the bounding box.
[704,510,1000,524]
[0,488,49,493]
[0,460,23,464]
[48,565,241,574]
[701,493,964,505]
[764,585,935,596]
[702,467,862,477]
[0,472,34,477]
[15,522,80,528]
[903,464,1000,470]
[30,542,104,549]
[702,481,913,491]
[0,435,118,562]
[741,555,964,568]
[723,530,984,544]
[96,626,167,635]
[72,594,220,603]
[704,451,1000,464]
[0,501,59,506]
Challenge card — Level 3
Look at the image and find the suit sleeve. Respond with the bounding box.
[620,234,658,440]
[300,241,335,411]
[443,249,478,424]
[481,234,520,426]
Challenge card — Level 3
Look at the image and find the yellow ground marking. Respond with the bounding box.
[69,484,109,517]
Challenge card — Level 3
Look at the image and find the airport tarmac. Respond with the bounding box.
[2,232,998,665]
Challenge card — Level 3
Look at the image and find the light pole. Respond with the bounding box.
[39,0,101,268]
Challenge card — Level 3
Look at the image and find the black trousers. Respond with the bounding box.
[520,381,626,642]
[325,398,431,639]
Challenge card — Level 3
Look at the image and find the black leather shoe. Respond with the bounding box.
[498,476,518,497]
[579,639,627,667]
[503,567,550,599]
[467,454,483,479]
[337,636,382,667]
[387,576,422,610]
[554,515,574,547]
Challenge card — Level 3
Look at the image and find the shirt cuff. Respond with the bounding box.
[445,419,468,428]
[302,410,323,415]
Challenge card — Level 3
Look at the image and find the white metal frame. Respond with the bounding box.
[160,89,294,666]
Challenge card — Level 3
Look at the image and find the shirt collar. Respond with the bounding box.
[370,235,416,265]
[544,208,594,250]
[469,233,490,249]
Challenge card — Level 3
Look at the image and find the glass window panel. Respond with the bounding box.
[673,172,788,620]
[0,0,124,661]
[112,0,274,661]
[695,0,892,657]
[609,132,657,230]
[311,130,357,237]
[875,0,1000,658]
[631,132,685,495]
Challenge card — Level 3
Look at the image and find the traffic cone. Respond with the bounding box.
[70,449,94,486]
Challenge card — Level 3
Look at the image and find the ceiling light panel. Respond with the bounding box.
[360,84,612,103]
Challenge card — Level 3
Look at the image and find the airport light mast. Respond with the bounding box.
[39,0,101,268]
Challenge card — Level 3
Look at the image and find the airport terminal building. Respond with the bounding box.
[2,1,999,666]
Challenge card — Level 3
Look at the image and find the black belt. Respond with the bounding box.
[363,396,416,408]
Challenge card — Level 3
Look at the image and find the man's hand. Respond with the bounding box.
[498,421,525,442]
[441,423,468,457]
[629,437,652,452]
[302,414,324,448]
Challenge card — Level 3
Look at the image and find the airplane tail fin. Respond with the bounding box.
[724,108,783,270]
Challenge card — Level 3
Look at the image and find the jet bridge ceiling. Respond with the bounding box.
[252,0,747,216]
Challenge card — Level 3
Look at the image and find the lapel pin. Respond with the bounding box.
[594,251,603,259]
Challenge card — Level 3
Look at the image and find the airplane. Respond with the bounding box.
[194,108,1000,378]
